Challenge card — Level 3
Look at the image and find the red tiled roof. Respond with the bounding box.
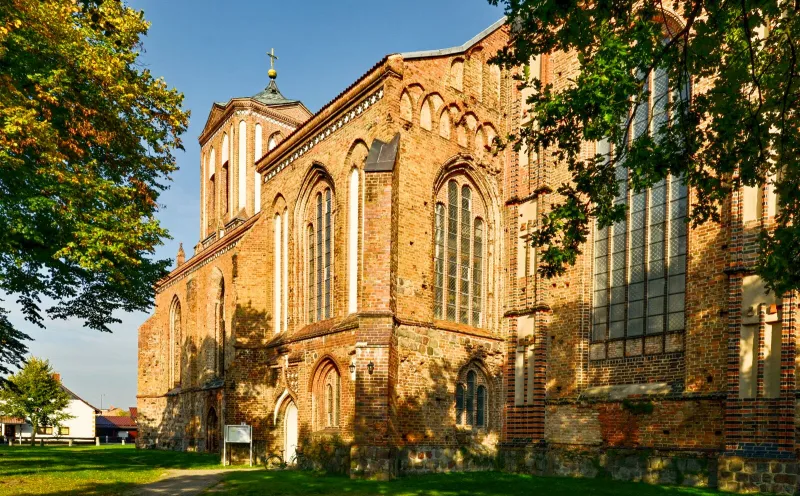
[96,415,137,429]
[128,407,137,420]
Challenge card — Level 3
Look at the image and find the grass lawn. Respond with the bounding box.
[0,444,221,496]
[212,469,726,496]
[0,444,727,496]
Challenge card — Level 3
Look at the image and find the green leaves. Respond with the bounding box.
[0,0,188,369]
[0,358,73,437]
[491,0,800,294]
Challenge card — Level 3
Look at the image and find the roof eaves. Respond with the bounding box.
[60,384,100,412]
[401,17,507,60]
[255,55,391,172]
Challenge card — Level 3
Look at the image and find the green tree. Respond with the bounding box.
[0,358,72,446]
[0,0,189,373]
[489,0,800,294]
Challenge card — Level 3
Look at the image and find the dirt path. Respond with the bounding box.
[131,468,237,496]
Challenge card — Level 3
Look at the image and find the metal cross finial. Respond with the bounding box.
[267,48,278,70]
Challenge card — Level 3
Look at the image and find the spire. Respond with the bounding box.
[267,48,278,80]
[176,243,186,267]
[250,48,298,106]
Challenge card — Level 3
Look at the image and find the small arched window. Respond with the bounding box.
[434,179,485,326]
[455,365,488,428]
[313,360,341,430]
[307,187,333,323]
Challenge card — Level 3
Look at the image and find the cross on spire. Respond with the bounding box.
[267,48,278,70]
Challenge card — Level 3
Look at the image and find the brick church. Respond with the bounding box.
[137,16,799,493]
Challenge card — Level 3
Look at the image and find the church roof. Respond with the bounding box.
[250,78,299,106]
[401,17,507,59]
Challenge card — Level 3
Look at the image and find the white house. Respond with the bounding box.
[1,380,99,441]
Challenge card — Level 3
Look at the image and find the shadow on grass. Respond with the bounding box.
[0,444,223,496]
[210,470,725,496]
[0,480,139,496]
[0,444,220,476]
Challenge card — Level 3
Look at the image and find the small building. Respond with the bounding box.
[4,381,100,442]
[96,414,137,442]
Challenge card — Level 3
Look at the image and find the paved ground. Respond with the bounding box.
[132,469,235,496]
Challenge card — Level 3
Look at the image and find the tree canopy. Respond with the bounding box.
[489,0,800,294]
[0,0,188,373]
[0,357,72,445]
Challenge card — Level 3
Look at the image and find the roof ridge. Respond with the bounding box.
[401,17,507,60]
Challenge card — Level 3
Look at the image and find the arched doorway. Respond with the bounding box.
[206,407,219,453]
[284,402,298,464]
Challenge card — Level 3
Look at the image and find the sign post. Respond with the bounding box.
[223,424,253,467]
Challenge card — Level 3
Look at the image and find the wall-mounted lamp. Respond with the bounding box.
[349,362,356,375]
[349,359,356,381]
[367,361,375,375]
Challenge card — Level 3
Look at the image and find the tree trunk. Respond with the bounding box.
[30,421,37,447]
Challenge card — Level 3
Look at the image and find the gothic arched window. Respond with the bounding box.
[169,297,181,388]
[455,365,488,428]
[254,124,263,214]
[313,360,341,430]
[307,187,333,323]
[434,178,485,326]
[212,273,225,377]
[273,204,289,334]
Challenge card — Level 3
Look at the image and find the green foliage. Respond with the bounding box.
[622,399,655,415]
[489,0,800,294]
[299,435,349,474]
[0,0,189,373]
[0,358,73,445]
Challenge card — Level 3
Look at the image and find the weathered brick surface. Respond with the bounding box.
[138,17,799,493]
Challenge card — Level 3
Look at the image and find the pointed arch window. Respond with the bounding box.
[434,179,485,326]
[348,168,360,314]
[213,276,225,377]
[307,187,333,323]
[169,297,181,388]
[238,120,247,211]
[313,360,341,430]
[254,124,263,214]
[455,365,488,428]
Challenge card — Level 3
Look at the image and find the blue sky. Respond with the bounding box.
[12,0,504,410]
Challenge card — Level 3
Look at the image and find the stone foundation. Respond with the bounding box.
[400,445,498,474]
[349,445,397,480]
[718,456,798,495]
[501,446,717,488]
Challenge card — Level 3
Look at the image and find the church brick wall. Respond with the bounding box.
[138,17,799,493]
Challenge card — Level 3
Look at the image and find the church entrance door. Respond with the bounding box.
[206,407,219,453]
[284,402,298,464]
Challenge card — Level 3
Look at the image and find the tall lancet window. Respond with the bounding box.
[434,178,485,327]
[254,124,262,214]
[307,187,333,323]
[238,120,247,211]
[274,212,282,333]
[282,208,289,331]
[221,134,230,216]
[169,297,181,388]
[348,169,359,314]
